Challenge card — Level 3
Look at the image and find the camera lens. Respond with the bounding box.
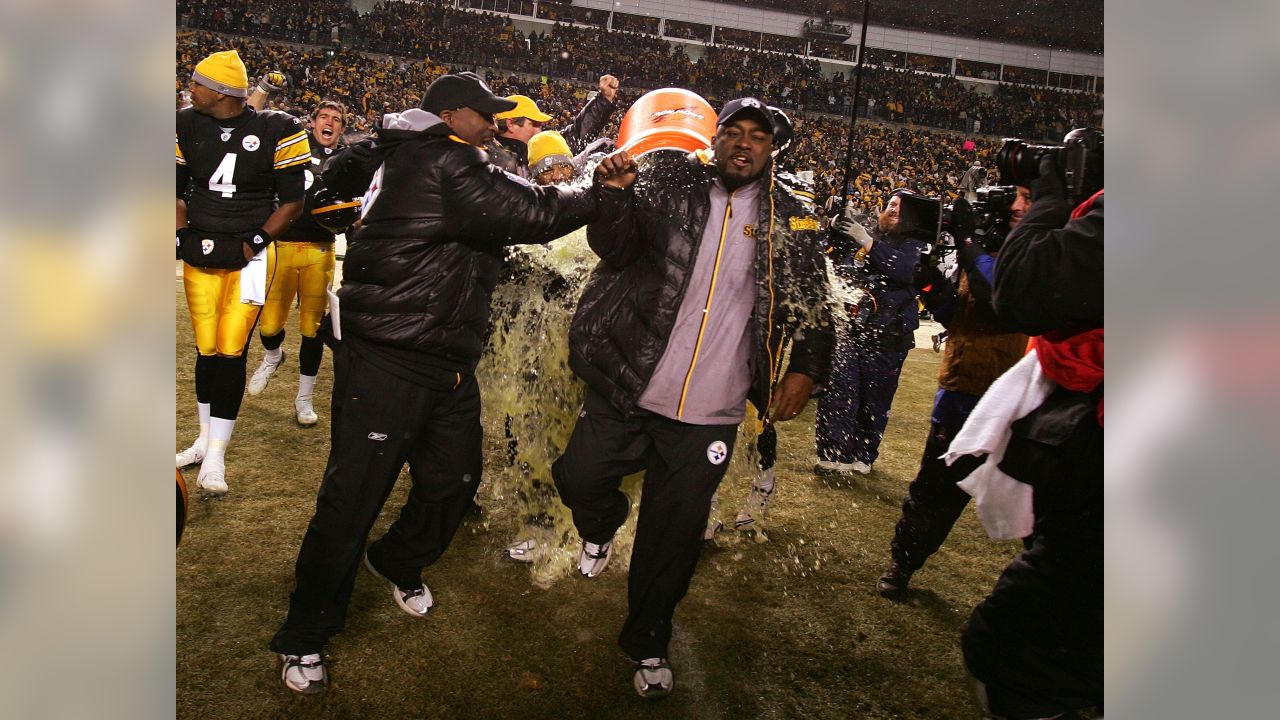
[997,139,1061,186]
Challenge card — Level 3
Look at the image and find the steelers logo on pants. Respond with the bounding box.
[706,440,728,465]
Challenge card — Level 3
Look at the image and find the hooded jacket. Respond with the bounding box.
[338,109,599,375]
[569,152,835,419]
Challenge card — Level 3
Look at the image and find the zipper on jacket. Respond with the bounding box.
[676,190,735,419]
[760,183,779,420]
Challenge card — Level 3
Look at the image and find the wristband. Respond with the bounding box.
[244,228,272,254]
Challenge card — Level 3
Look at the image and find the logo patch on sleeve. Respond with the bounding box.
[789,216,819,231]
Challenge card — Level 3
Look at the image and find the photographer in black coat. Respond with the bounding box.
[269,72,607,694]
[962,131,1104,719]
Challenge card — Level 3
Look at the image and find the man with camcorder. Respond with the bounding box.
[955,128,1104,720]
[876,183,1032,597]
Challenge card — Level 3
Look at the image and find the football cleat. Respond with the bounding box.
[295,396,319,426]
[196,461,228,497]
[176,440,206,468]
[248,351,285,396]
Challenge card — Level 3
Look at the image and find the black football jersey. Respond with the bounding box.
[176,107,311,235]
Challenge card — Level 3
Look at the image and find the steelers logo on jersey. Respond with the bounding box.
[242,135,261,152]
[201,238,215,255]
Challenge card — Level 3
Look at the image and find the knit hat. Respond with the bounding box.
[496,95,552,123]
[528,131,573,176]
[192,49,249,98]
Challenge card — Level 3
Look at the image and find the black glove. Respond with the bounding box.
[178,231,251,269]
[242,228,272,256]
[1031,153,1066,201]
[949,197,975,242]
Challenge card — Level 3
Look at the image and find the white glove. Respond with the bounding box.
[834,204,873,250]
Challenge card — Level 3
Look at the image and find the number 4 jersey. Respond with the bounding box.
[176,106,311,235]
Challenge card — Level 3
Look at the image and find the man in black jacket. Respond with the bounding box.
[962,147,1103,719]
[552,98,836,698]
[269,72,607,695]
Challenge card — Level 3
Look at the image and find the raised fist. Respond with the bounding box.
[258,70,288,94]
[598,74,620,102]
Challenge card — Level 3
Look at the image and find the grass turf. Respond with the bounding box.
[176,279,1021,719]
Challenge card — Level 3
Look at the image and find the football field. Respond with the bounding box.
[175,277,1020,719]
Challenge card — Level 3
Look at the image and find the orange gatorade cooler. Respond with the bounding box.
[616,88,717,158]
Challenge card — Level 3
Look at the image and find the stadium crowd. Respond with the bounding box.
[177,28,1007,214]
[177,1,1102,138]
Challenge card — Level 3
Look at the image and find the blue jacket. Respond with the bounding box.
[839,227,924,348]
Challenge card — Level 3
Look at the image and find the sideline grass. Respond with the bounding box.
[176,280,1020,719]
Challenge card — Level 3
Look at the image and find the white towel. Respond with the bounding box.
[240,250,268,305]
[943,350,1055,539]
[326,287,342,340]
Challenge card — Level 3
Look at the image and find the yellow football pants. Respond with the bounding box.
[183,245,277,357]
[257,241,335,339]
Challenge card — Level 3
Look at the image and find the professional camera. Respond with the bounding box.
[996,127,1103,204]
[939,185,1018,253]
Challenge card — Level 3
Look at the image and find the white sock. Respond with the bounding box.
[297,373,316,400]
[264,347,283,365]
[192,402,211,448]
[754,468,776,493]
[204,417,236,466]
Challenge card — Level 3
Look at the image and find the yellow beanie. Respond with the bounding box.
[192,49,249,98]
[528,131,574,175]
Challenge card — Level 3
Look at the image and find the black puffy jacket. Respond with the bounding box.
[339,114,599,374]
[570,153,835,419]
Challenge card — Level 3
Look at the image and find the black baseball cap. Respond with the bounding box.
[420,72,518,115]
[716,97,776,134]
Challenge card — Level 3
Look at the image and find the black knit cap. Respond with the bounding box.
[420,72,517,115]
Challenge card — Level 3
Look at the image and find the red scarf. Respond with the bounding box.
[1032,190,1104,424]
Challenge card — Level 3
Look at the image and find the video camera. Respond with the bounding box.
[938,185,1019,254]
[996,127,1103,205]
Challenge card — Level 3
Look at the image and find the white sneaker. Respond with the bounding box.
[577,538,613,578]
[814,460,858,475]
[735,482,775,530]
[506,537,537,563]
[281,653,326,694]
[850,461,873,475]
[363,551,433,617]
[248,351,285,396]
[295,396,319,426]
[633,657,674,698]
[196,460,228,497]
[176,440,206,468]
